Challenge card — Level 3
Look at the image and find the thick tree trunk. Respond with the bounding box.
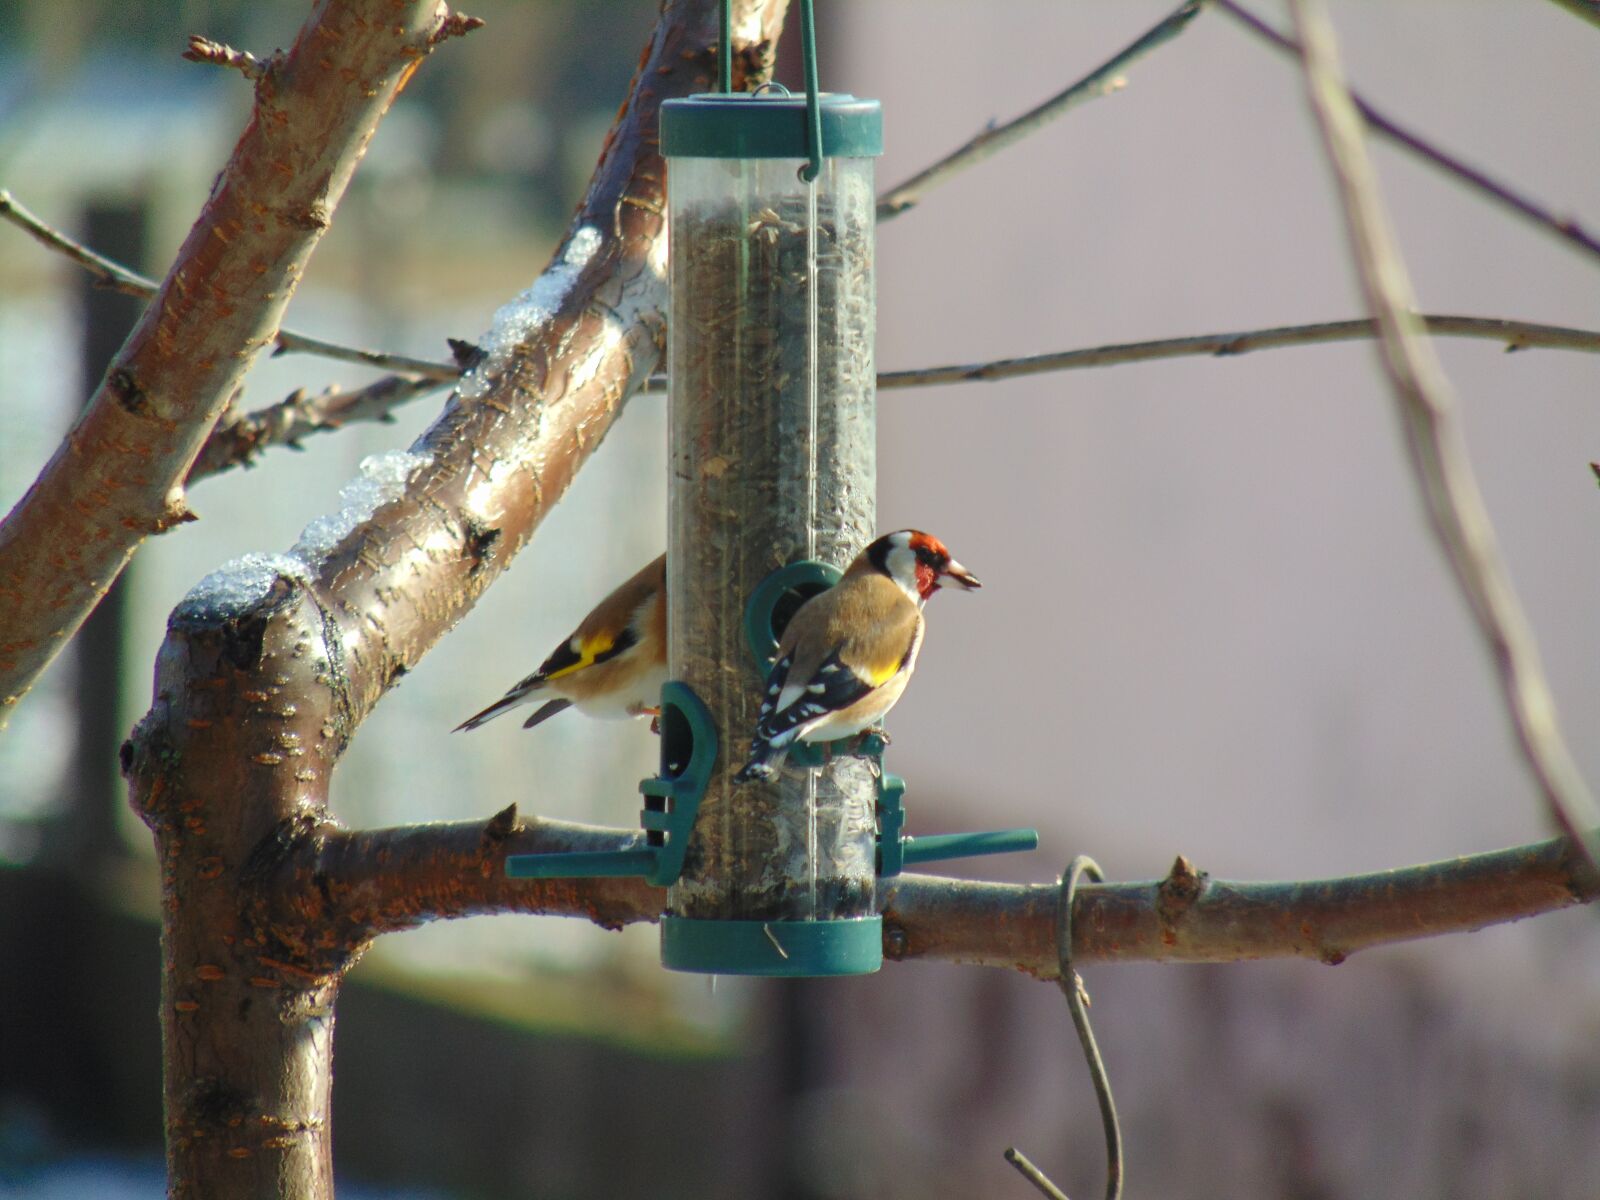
[127,585,343,1197]
[123,3,789,1196]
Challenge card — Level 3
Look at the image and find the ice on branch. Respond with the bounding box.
[175,553,309,622]
[291,450,433,562]
[458,226,603,401]
[175,451,431,621]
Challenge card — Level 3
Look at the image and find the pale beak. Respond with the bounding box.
[941,559,982,590]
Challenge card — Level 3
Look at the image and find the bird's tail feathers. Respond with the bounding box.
[735,737,785,783]
[452,677,545,732]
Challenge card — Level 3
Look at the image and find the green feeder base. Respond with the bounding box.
[660,914,883,977]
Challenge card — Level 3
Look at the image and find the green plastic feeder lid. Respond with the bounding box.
[661,92,882,159]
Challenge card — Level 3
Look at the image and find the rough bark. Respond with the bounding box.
[252,814,1596,979]
[123,3,787,1196]
[0,0,468,730]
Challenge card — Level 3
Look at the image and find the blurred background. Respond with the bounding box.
[2,1,1599,1197]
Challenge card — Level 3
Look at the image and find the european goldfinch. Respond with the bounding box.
[735,530,980,782]
[455,553,668,733]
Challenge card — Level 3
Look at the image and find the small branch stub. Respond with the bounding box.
[182,35,272,82]
[432,11,486,45]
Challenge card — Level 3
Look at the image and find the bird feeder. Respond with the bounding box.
[506,4,1036,975]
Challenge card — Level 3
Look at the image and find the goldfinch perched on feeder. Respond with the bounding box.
[735,530,980,782]
[455,553,668,734]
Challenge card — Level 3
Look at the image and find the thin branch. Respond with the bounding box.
[187,375,449,483]
[16,191,1593,397]
[1290,0,1600,876]
[0,191,459,381]
[868,315,1600,390]
[1216,0,1600,267]
[270,330,458,380]
[292,815,1596,975]
[876,0,1205,221]
[0,189,153,293]
[633,314,1600,394]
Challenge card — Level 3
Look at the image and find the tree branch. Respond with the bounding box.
[866,315,1600,390]
[1217,0,1600,267]
[1289,0,1600,876]
[124,6,788,1190]
[0,5,476,729]
[876,0,1205,221]
[16,189,1593,418]
[187,376,451,483]
[633,315,1600,395]
[279,812,1596,978]
[0,190,459,381]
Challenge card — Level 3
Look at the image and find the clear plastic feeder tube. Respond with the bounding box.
[663,94,881,930]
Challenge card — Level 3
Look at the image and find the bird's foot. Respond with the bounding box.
[850,727,890,758]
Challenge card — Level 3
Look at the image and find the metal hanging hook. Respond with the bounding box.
[798,0,824,182]
[1006,855,1124,1200]
[719,0,732,93]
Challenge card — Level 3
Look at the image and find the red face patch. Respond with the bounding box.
[914,560,939,599]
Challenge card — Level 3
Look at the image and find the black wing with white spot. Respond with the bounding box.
[755,649,872,744]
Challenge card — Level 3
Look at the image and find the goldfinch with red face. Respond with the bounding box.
[455,553,668,733]
[735,530,980,782]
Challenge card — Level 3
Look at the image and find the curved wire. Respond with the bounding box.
[1059,855,1123,1200]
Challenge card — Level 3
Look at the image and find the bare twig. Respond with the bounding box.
[0,189,153,293]
[1217,0,1600,267]
[0,190,459,381]
[877,0,1205,221]
[633,314,1600,394]
[867,315,1600,390]
[187,375,448,483]
[270,331,458,380]
[182,35,272,81]
[16,191,1592,399]
[1290,0,1600,876]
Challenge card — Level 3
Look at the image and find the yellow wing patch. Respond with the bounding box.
[864,653,904,687]
[541,631,617,681]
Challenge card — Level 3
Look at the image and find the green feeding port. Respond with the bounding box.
[503,562,1041,977]
[740,561,1041,883]
[504,681,717,889]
